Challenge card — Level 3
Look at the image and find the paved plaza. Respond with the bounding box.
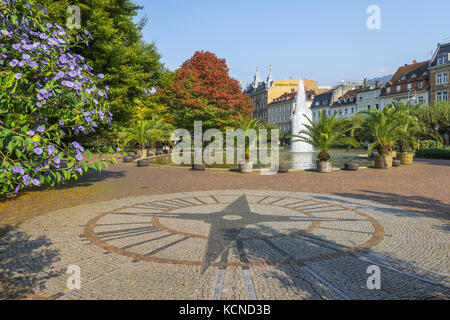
[0,159,449,300]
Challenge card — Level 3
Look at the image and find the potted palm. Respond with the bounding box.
[394,103,424,165]
[124,116,172,159]
[360,105,404,169]
[236,115,261,173]
[291,111,357,173]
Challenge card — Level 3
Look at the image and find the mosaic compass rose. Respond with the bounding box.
[83,192,384,276]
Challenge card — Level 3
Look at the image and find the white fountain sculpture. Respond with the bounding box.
[291,79,314,152]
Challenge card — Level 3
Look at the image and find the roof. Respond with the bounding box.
[381,60,430,96]
[430,41,450,67]
[388,60,429,84]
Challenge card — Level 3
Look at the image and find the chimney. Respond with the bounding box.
[412,60,417,64]
[363,78,368,87]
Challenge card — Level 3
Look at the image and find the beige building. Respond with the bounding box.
[244,66,300,122]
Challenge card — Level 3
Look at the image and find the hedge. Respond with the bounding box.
[415,148,450,160]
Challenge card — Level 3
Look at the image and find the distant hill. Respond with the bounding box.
[367,74,392,86]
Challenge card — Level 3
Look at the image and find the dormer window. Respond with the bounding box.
[386,87,391,94]
[344,98,347,103]
[350,97,353,102]
[423,71,428,76]
[411,74,417,78]
[401,76,406,80]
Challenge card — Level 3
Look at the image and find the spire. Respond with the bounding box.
[266,64,273,86]
[253,66,261,88]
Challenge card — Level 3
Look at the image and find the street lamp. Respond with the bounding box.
[434,123,440,149]
[408,89,417,105]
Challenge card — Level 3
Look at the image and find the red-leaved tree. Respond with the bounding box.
[160,51,252,132]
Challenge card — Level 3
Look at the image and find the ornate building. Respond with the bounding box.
[244,66,299,122]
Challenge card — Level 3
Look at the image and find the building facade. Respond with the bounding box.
[310,83,364,121]
[380,60,430,108]
[356,86,382,112]
[244,66,300,122]
[267,84,317,138]
[429,41,450,104]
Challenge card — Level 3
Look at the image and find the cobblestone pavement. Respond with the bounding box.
[1,190,449,300]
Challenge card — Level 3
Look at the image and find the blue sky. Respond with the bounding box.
[134,0,450,87]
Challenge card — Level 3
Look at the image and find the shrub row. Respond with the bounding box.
[415,148,450,160]
[418,140,443,149]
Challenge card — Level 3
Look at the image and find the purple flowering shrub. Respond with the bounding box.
[0,0,116,196]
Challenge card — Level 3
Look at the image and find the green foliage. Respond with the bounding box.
[418,140,443,149]
[235,114,261,159]
[37,0,168,126]
[0,0,114,196]
[291,110,357,161]
[413,102,450,135]
[359,105,414,155]
[415,148,450,160]
[123,116,173,154]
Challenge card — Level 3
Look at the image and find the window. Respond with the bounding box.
[397,85,401,92]
[418,81,423,89]
[437,56,449,65]
[322,100,328,106]
[436,91,448,102]
[400,76,406,80]
[367,105,370,111]
[411,73,417,78]
[376,104,379,110]
[344,108,348,115]
[386,87,391,94]
[315,101,320,106]
[350,97,353,102]
[351,107,354,113]
[407,83,412,90]
[418,96,424,104]
[344,98,347,103]
[437,72,449,85]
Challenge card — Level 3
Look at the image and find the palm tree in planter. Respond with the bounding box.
[235,114,261,173]
[393,103,424,164]
[291,110,357,173]
[124,116,172,158]
[360,105,407,169]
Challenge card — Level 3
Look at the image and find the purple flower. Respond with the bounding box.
[98,73,105,79]
[48,145,56,155]
[71,142,81,149]
[28,61,38,68]
[75,168,82,174]
[54,156,61,165]
[34,147,43,155]
[31,179,40,186]
[19,60,26,67]
[27,130,34,136]
[23,175,31,186]
[15,73,22,80]
[76,153,83,161]
[12,166,25,175]
[37,126,45,132]
[59,120,64,126]
[9,59,19,67]
[22,54,31,60]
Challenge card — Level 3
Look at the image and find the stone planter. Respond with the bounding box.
[374,154,393,169]
[389,151,397,159]
[344,162,359,171]
[123,156,133,163]
[136,159,149,167]
[398,152,414,165]
[192,163,206,171]
[278,164,289,173]
[239,162,253,173]
[392,159,401,167]
[316,160,332,173]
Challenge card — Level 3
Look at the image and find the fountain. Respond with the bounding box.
[291,79,314,153]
